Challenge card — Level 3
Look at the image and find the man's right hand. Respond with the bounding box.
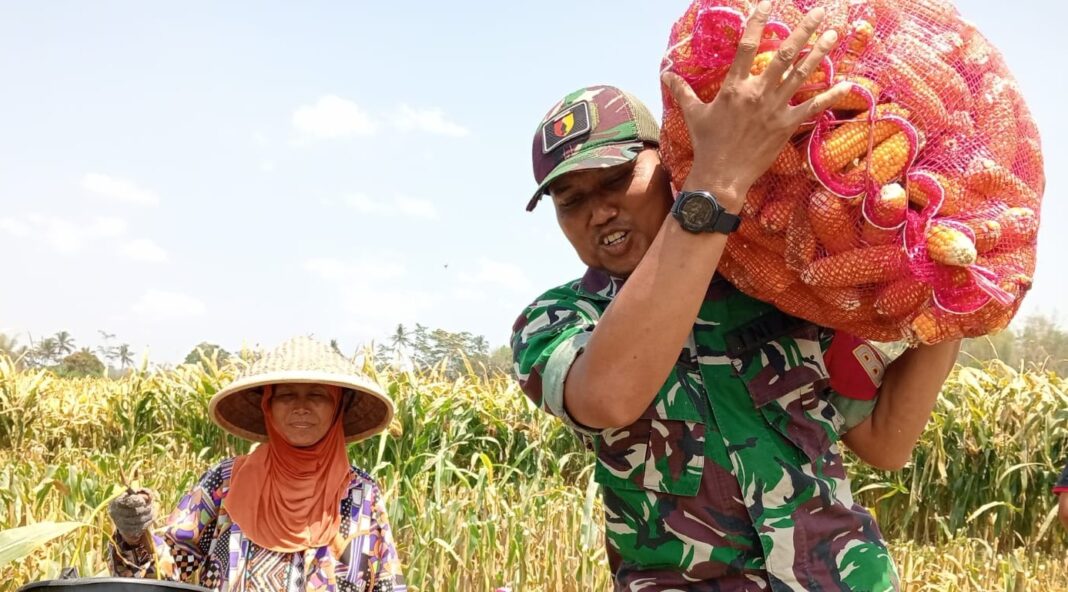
[662,1,851,207]
[108,488,156,545]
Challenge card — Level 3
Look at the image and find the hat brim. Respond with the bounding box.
[526,141,646,211]
[208,370,395,444]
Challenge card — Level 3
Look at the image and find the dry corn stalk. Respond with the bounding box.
[800,244,907,288]
[926,223,977,267]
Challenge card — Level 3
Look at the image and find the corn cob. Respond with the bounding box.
[861,222,898,246]
[926,223,978,267]
[816,286,866,311]
[875,278,931,320]
[785,203,817,272]
[758,196,794,235]
[800,244,907,288]
[975,73,1020,163]
[817,103,911,174]
[769,141,804,176]
[743,183,769,217]
[887,32,973,112]
[908,172,967,215]
[845,131,914,186]
[807,189,859,254]
[961,26,995,74]
[883,54,948,130]
[964,218,1002,253]
[996,207,1038,244]
[725,240,796,294]
[909,310,963,345]
[737,217,788,255]
[869,183,908,227]
[1013,137,1045,194]
[835,19,875,75]
[965,158,1038,209]
[796,75,881,111]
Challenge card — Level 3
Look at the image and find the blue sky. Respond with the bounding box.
[1,1,1064,363]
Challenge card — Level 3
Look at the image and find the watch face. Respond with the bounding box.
[680,193,715,228]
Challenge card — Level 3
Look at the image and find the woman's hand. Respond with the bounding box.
[662,1,851,205]
[108,488,157,545]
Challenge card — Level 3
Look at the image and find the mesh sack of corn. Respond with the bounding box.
[660,0,1043,344]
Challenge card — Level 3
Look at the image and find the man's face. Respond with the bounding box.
[548,148,673,277]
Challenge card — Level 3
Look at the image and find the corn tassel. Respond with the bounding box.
[875,278,931,320]
[808,190,859,254]
[800,244,907,288]
[817,103,911,174]
[926,223,978,267]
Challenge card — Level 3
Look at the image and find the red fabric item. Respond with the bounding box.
[825,332,886,401]
[227,384,351,553]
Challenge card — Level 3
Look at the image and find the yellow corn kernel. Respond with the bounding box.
[965,218,1002,253]
[887,32,973,111]
[725,240,796,295]
[818,103,910,174]
[846,132,913,186]
[966,158,1038,209]
[770,142,804,176]
[875,278,931,320]
[997,207,1038,244]
[871,183,908,227]
[885,54,948,129]
[909,310,963,345]
[800,244,907,288]
[926,223,977,267]
[807,190,859,255]
[758,196,794,235]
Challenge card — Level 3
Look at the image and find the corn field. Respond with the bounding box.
[1,353,1067,591]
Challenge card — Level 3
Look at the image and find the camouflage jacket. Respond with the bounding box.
[511,269,899,591]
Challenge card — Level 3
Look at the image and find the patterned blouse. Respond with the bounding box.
[108,458,406,592]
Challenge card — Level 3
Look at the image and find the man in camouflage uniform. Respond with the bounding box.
[510,5,962,591]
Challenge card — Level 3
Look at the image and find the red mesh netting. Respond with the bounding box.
[660,0,1043,344]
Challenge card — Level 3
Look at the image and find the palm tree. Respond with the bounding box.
[0,334,27,361]
[54,331,75,355]
[36,337,60,365]
[116,344,134,369]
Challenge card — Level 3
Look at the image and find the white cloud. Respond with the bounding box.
[0,214,127,254]
[340,193,437,219]
[82,173,160,206]
[292,95,377,139]
[460,258,532,293]
[394,105,470,137]
[132,290,205,319]
[120,238,168,263]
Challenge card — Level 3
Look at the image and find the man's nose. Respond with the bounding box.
[589,193,620,227]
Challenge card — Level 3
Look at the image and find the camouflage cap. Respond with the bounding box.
[527,85,660,211]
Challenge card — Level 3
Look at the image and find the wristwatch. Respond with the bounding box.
[671,190,741,234]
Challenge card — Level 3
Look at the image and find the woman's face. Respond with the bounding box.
[268,383,339,447]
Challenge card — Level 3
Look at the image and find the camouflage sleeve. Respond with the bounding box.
[510,288,601,435]
[820,328,887,433]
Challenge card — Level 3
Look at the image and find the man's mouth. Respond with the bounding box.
[601,231,628,247]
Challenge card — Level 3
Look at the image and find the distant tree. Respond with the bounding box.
[404,325,504,378]
[54,349,105,378]
[53,331,75,356]
[487,345,513,377]
[116,344,135,369]
[958,313,1068,375]
[34,337,60,366]
[0,334,28,363]
[184,342,231,366]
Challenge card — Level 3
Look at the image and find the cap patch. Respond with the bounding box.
[542,101,591,154]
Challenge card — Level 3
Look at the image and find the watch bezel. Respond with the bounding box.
[674,190,725,232]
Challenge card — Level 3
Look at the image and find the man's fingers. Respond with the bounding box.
[762,6,826,83]
[779,29,838,99]
[661,71,701,112]
[794,81,853,122]
[726,0,772,83]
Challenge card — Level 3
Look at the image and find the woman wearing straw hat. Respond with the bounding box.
[106,336,405,592]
